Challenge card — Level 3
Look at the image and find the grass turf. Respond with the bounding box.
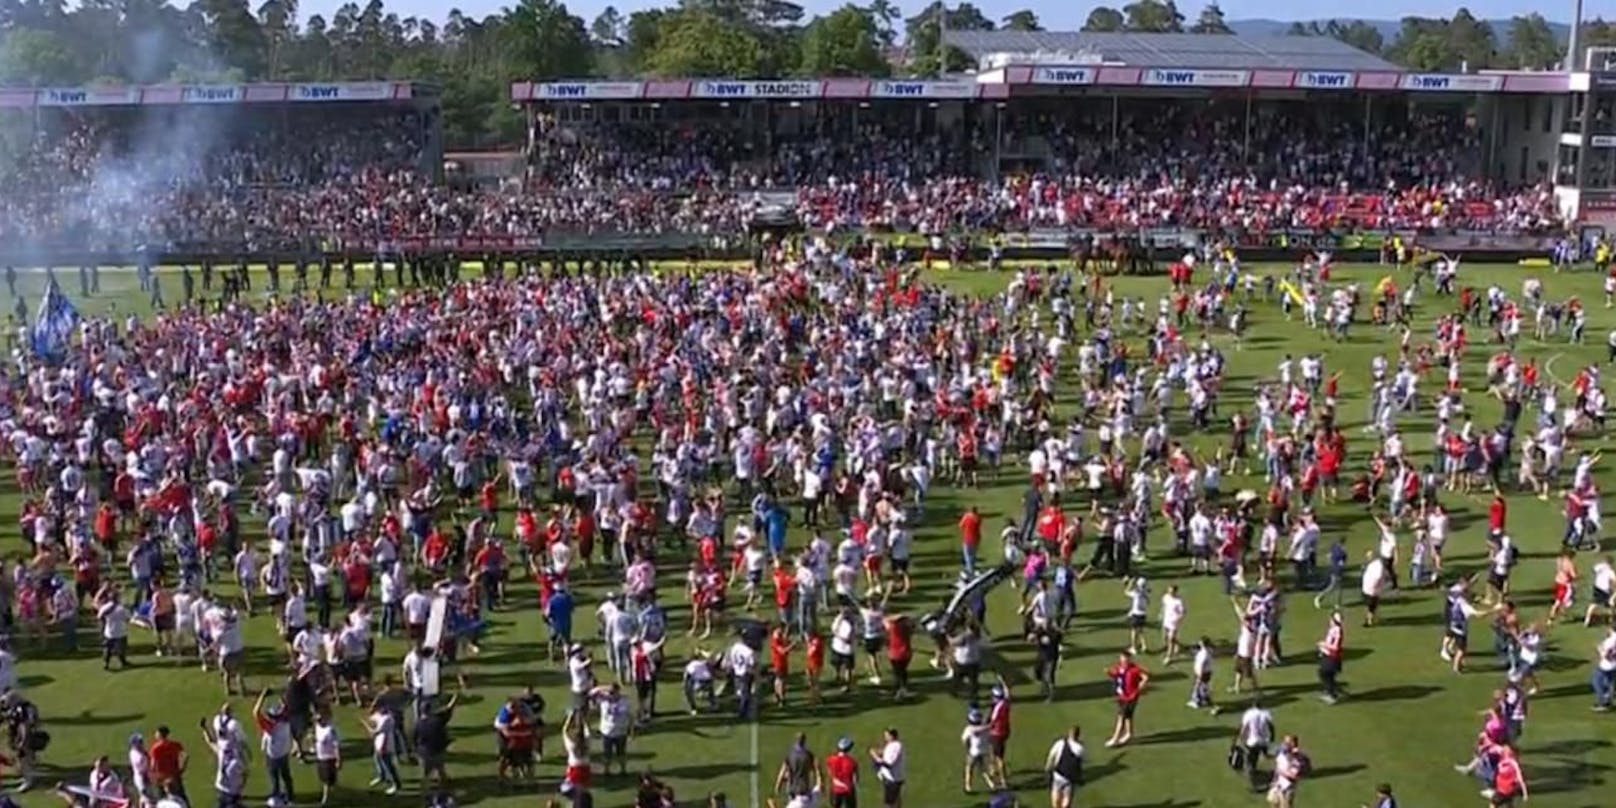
[1,260,1614,808]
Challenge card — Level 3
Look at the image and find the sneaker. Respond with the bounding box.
[385,786,398,796]
[369,778,382,787]
[1186,700,1199,709]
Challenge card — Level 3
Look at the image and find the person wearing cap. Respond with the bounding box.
[128,732,152,806]
[960,707,993,794]
[986,676,1012,787]
[824,737,858,808]
[566,644,595,713]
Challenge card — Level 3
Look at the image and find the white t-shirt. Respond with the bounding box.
[370,710,394,754]
[99,603,129,639]
[1599,634,1616,673]
[729,643,757,677]
[568,656,594,693]
[1239,707,1273,746]
[598,695,631,738]
[1160,594,1185,629]
[314,723,341,761]
[961,724,990,759]
[1361,559,1386,596]
[876,740,905,783]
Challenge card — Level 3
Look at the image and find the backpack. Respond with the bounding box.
[1291,750,1313,777]
[1227,744,1246,771]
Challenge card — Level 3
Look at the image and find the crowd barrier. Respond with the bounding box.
[0,227,1560,269]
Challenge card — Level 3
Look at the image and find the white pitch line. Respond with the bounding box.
[749,718,761,807]
[1545,352,1565,386]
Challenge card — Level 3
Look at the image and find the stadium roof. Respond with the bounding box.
[944,31,1403,73]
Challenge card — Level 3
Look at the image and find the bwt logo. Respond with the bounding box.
[185,87,238,101]
[1303,72,1349,88]
[881,82,926,97]
[1407,75,1450,90]
[299,85,341,100]
[543,84,588,98]
[1153,70,1197,85]
[47,89,87,104]
[1045,69,1090,83]
[705,82,751,97]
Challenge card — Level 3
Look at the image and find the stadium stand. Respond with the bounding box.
[0,33,1611,259]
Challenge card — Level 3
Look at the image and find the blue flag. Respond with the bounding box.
[30,277,80,361]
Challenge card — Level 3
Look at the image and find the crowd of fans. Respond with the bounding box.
[0,100,1566,252]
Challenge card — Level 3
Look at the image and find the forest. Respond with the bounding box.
[3,0,1614,147]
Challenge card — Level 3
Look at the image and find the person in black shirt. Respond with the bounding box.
[413,692,459,790]
[1032,622,1063,701]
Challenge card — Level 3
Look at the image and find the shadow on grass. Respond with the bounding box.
[1347,684,1441,703]
[53,709,145,726]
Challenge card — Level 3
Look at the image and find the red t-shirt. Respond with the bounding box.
[773,568,795,608]
[770,634,791,673]
[1112,662,1145,703]
[149,739,184,780]
[959,512,982,548]
[885,617,911,663]
[826,752,858,795]
[805,635,825,672]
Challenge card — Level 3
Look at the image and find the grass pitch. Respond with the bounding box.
[1,260,1614,808]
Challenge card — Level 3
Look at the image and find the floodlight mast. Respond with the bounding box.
[1570,0,1584,70]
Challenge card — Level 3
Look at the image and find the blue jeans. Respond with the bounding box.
[373,752,402,789]
[1593,668,1615,707]
[265,754,294,801]
[962,545,978,576]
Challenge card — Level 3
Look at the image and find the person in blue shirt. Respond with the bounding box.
[1314,539,1348,609]
[764,501,789,558]
[546,585,575,659]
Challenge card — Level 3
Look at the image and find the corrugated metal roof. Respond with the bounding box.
[944,31,1402,72]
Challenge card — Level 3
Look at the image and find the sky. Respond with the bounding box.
[291,0,1578,34]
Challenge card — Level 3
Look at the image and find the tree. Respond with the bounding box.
[1083,7,1125,32]
[504,0,593,79]
[1123,0,1183,33]
[196,0,268,78]
[623,9,668,72]
[590,5,623,46]
[0,27,81,84]
[798,4,887,76]
[904,2,992,76]
[642,9,763,77]
[866,0,899,45]
[258,0,298,78]
[1001,9,1040,32]
[1327,20,1384,54]
[1386,17,1457,70]
[1504,13,1561,69]
[1447,8,1497,70]
[1189,3,1230,35]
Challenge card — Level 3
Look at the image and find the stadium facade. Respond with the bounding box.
[0,81,446,179]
